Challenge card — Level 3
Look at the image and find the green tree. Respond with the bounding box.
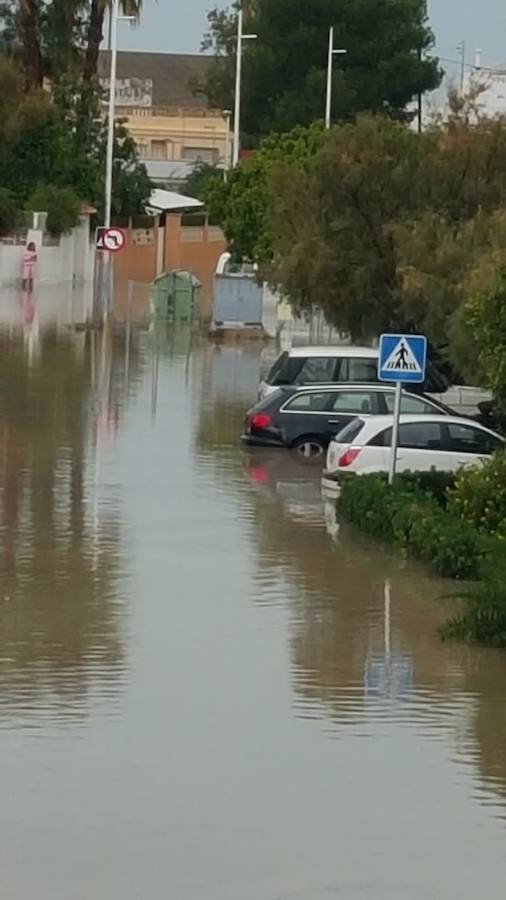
[183,162,223,202]
[0,54,151,230]
[205,123,325,261]
[84,0,142,81]
[0,1,143,87]
[209,107,506,357]
[465,272,506,414]
[202,0,441,141]
[27,183,82,234]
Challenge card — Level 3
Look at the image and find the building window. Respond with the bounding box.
[181,146,218,164]
[137,142,149,159]
[151,140,168,160]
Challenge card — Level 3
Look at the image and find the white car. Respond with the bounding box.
[259,345,491,415]
[324,414,504,478]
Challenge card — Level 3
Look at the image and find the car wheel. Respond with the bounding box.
[292,436,326,460]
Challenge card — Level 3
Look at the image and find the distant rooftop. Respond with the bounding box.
[98,51,213,109]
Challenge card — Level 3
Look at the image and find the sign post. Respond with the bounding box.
[378,333,427,485]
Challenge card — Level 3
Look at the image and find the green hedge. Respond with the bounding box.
[442,551,506,647]
[337,474,484,579]
[448,452,506,537]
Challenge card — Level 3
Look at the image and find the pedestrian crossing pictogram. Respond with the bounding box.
[382,338,422,374]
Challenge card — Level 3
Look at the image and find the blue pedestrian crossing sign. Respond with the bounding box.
[378,334,427,384]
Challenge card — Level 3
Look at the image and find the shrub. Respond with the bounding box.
[27,183,81,236]
[0,187,22,235]
[466,272,506,416]
[442,551,506,646]
[399,470,456,507]
[337,473,484,579]
[448,452,506,537]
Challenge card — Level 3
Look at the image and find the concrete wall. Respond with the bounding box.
[113,214,226,321]
[164,216,226,320]
[0,214,94,286]
[113,221,160,285]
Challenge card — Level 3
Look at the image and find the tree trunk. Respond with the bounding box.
[84,0,106,81]
[18,0,43,88]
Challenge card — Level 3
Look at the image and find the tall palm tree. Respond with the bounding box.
[84,0,141,81]
[18,0,43,87]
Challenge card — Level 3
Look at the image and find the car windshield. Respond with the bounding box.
[334,417,365,444]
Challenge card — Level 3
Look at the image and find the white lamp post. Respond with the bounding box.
[325,26,347,129]
[223,109,232,181]
[104,0,136,229]
[232,8,257,167]
[457,40,466,93]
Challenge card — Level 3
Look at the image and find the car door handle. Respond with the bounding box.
[328,419,342,424]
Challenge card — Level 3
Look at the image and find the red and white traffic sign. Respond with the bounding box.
[96,227,127,252]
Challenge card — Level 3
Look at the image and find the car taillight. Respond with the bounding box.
[250,413,272,430]
[338,447,361,468]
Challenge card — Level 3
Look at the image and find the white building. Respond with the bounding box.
[462,56,506,117]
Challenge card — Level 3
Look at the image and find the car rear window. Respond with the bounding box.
[284,392,331,412]
[346,357,379,382]
[294,356,337,384]
[384,393,439,415]
[368,422,444,449]
[267,352,289,383]
[447,423,503,455]
[399,422,443,450]
[330,391,378,414]
[268,355,306,386]
[334,417,365,444]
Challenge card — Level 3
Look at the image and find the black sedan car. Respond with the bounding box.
[242,384,455,458]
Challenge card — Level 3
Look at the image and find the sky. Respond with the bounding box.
[119,1,506,77]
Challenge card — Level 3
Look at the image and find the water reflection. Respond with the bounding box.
[194,346,506,816]
[2,331,506,898]
[0,324,142,726]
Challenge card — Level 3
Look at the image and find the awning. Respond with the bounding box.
[147,189,204,213]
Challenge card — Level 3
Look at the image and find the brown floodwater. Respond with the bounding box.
[1,309,506,899]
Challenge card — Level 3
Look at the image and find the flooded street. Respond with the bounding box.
[1,306,506,899]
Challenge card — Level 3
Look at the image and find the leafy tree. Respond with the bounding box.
[84,0,142,81]
[0,1,143,87]
[0,187,22,234]
[183,162,223,202]
[465,272,506,414]
[202,0,441,141]
[208,105,506,369]
[205,123,325,261]
[0,1,18,59]
[0,54,151,231]
[27,183,82,235]
[18,0,43,87]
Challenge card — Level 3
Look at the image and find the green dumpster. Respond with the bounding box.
[150,270,201,323]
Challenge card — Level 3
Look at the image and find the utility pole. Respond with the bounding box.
[104,0,119,231]
[325,26,347,129]
[223,110,232,181]
[101,1,136,317]
[457,40,466,92]
[232,8,257,167]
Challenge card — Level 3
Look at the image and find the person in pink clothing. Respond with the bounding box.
[22,241,37,290]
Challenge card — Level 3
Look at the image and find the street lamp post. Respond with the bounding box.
[104,0,120,230]
[223,109,232,181]
[457,40,466,93]
[104,1,136,229]
[232,8,257,167]
[101,1,136,318]
[325,26,347,129]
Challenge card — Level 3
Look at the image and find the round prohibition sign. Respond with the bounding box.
[102,227,127,252]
